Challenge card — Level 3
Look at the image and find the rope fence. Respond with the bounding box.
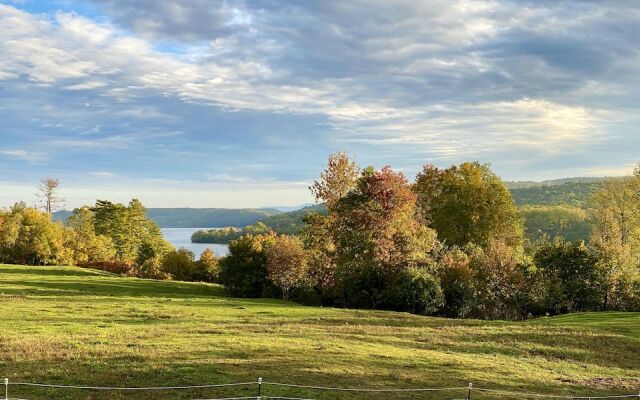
[3,377,640,400]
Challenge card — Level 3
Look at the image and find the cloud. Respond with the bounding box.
[91,0,250,42]
[0,149,46,164]
[1,1,640,205]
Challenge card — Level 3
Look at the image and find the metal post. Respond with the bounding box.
[467,382,472,400]
[4,378,8,400]
[257,377,262,400]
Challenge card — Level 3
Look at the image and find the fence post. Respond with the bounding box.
[4,378,7,400]
[467,382,472,400]
[257,377,262,400]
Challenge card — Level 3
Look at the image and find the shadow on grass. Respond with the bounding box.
[0,266,114,277]
[3,352,631,400]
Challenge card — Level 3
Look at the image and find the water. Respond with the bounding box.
[161,228,229,259]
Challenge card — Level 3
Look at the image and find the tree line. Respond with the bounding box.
[218,154,640,319]
[0,199,219,282]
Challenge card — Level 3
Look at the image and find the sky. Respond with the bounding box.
[1,0,639,209]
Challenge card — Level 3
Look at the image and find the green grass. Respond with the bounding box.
[0,264,638,400]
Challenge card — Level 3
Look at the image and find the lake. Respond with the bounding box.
[161,228,229,259]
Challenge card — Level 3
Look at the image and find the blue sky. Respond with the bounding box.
[1,0,639,208]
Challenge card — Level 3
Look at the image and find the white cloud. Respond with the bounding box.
[1,1,639,202]
[0,149,46,164]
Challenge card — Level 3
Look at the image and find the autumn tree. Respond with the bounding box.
[266,235,309,299]
[37,177,65,214]
[438,248,475,318]
[305,152,359,300]
[192,248,220,282]
[332,166,439,308]
[301,212,337,301]
[310,152,359,211]
[468,239,526,320]
[0,203,69,265]
[414,162,523,249]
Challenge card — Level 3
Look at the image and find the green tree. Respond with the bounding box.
[415,162,523,248]
[590,176,640,309]
[387,266,444,315]
[534,239,606,314]
[301,212,337,301]
[219,233,277,297]
[520,205,591,243]
[91,199,171,264]
[66,207,116,264]
[192,248,219,282]
[438,248,475,318]
[161,248,196,281]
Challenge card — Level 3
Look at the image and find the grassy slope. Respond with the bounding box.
[0,265,638,400]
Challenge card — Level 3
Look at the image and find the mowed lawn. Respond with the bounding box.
[0,265,638,400]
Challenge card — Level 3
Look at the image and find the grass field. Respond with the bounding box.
[0,264,639,400]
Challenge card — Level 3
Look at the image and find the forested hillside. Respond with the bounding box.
[507,178,607,208]
[55,207,284,228]
[507,178,613,242]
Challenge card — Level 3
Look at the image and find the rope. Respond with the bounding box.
[262,397,318,400]
[475,387,640,399]
[9,381,256,390]
[190,398,262,400]
[7,379,639,399]
[262,382,467,392]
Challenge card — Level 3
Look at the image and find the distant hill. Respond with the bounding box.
[190,204,327,243]
[506,177,613,208]
[257,204,326,234]
[265,203,316,212]
[54,208,283,228]
[505,177,608,190]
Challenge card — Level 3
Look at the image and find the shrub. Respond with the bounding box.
[219,234,276,297]
[438,249,474,318]
[191,249,219,282]
[132,256,171,280]
[161,248,196,281]
[469,240,526,320]
[387,267,444,315]
[534,240,606,313]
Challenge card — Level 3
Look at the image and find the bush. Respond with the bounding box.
[534,240,606,313]
[387,267,443,315]
[219,234,276,297]
[438,249,474,318]
[468,240,527,320]
[131,256,171,280]
[161,248,196,281]
[81,260,135,275]
[191,249,219,282]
